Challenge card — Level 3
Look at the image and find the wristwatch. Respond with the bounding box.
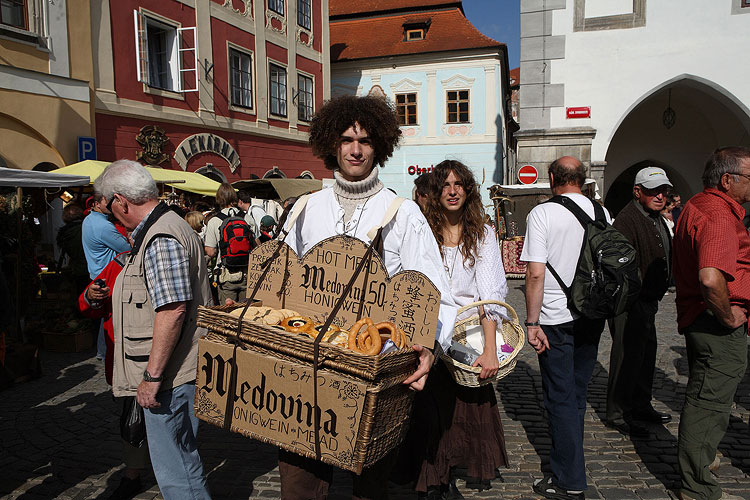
[143,369,164,382]
[524,320,540,327]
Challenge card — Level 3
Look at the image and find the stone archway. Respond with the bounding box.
[604,76,750,209]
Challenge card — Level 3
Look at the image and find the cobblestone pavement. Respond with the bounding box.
[2,282,750,500]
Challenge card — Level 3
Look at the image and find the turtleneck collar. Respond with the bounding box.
[333,166,384,200]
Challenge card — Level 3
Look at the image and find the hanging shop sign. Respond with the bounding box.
[174,133,241,173]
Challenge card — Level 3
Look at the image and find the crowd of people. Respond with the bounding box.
[56,93,750,500]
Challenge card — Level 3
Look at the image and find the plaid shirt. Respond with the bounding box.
[132,210,193,310]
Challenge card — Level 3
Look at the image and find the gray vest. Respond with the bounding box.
[112,208,211,397]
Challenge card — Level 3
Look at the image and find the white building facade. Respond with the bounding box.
[518,0,750,214]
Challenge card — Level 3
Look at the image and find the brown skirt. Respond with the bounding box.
[394,361,508,492]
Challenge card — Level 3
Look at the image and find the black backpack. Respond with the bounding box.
[215,210,254,271]
[545,196,641,319]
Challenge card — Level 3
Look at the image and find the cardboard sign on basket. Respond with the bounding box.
[195,233,442,473]
[246,236,440,348]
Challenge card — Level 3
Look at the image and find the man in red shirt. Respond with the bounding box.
[673,146,750,500]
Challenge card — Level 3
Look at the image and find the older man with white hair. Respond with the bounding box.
[95,160,212,500]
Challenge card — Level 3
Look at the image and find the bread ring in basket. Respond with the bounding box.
[280,316,316,336]
[375,321,405,349]
[348,318,382,355]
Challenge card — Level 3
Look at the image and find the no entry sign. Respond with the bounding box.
[518,165,538,184]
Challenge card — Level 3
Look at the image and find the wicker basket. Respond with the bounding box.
[195,304,421,473]
[197,304,419,382]
[441,300,525,387]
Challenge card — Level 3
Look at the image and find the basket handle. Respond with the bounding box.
[456,299,519,323]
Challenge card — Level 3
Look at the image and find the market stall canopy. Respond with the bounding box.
[55,160,221,196]
[232,178,323,201]
[0,167,90,187]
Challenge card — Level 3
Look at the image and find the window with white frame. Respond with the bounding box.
[269,0,284,15]
[269,63,287,117]
[446,89,470,123]
[297,73,313,122]
[297,0,311,30]
[1,0,26,29]
[134,10,197,93]
[230,48,253,109]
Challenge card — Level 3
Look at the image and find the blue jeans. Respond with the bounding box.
[143,382,211,500]
[538,317,603,491]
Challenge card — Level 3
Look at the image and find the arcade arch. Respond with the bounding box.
[603,76,750,216]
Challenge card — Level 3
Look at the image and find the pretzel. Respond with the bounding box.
[397,327,408,349]
[375,321,404,349]
[348,318,382,355]
[280,316,315,335]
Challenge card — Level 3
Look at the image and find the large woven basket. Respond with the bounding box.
[441,300,525,387]
[197,304,418,382]
[195,304,420,473]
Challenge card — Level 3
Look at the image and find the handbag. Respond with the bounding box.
[120,396,146,447]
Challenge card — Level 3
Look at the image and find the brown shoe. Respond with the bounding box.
[708,453,721,472]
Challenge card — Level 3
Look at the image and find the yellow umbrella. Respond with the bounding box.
[55,160,220,197]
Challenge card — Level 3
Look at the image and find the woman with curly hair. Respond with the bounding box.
[410,160,509,498]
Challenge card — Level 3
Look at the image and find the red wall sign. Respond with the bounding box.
[518,165,538,184]
[566,107,591,119]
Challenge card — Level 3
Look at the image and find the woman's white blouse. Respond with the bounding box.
[442,225,508,323]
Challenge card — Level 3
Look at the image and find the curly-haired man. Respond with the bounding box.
[281,95,458,499]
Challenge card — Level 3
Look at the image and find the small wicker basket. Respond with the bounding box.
[441,300,525,387]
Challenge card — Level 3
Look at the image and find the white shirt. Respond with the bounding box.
[443,226,508,322]
[284,187,458,351]
[520,193,612,325]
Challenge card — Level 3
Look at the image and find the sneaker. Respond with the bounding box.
[107,476,142,500]
[532,475,584,500]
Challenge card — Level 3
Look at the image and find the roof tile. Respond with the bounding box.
[331,8,502,62]
[330,0,459,17]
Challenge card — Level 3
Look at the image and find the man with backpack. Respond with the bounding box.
[522,156,617,500]
[204,183,254,303]
[605,167,674,438]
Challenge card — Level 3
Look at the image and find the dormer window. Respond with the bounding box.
[403,18,430,41]
[406,28,424,41]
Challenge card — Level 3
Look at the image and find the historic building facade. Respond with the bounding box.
[92,0,331,182]
[518,0,750,213]
[329,0,513,206]
[0,0,94,171]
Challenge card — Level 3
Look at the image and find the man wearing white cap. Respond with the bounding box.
[605,166,673,437]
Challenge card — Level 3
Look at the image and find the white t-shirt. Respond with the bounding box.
[520,193,612,325]
[284,187,458,351]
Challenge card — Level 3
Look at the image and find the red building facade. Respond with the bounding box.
[92,0,330,182]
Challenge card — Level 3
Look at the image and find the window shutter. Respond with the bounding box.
[177,27,198,92]
[133,10,149,85]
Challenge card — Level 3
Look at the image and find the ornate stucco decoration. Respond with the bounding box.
[266,10,286,34]
[135,125,170,165]
[296,27,314,47]
[222,0,252,18]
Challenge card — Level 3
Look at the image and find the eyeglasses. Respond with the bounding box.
[731,172,750,181]
[106,195,117,213]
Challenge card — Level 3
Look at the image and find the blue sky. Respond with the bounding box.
[463,0,520,69]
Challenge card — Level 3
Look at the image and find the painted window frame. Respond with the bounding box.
[296,71,314,122]
[405,28,424,41]
[228,44,255,112]
[0,0,27,29]
[395,93,418,125]
[446,89,470,124]
[269,0,284,16]
[743,0,750,7]
[269,61,288,118]
[297,0,311,30]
